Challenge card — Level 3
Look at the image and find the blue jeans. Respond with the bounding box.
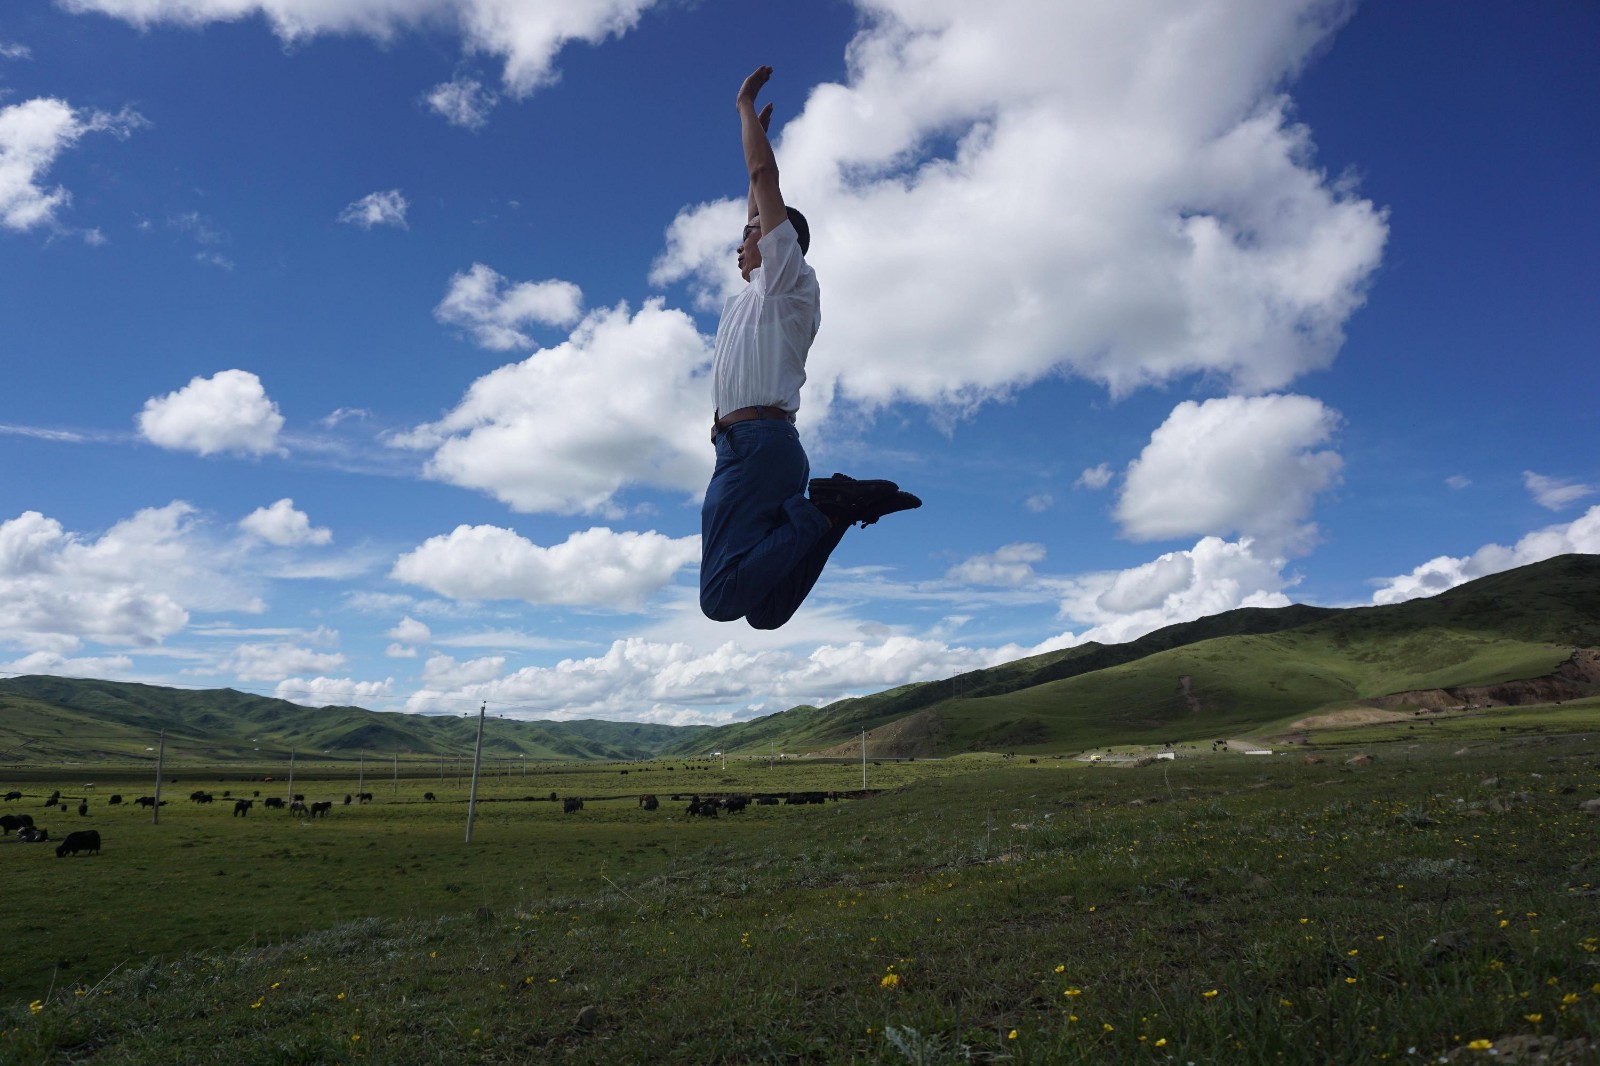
[700,419,846,630]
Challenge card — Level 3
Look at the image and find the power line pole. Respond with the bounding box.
[286,751,295,804]
[357,754,365,802]
[392,754,399,798]
[861,729,867,791]
[465,701,487,843]
[151,730,166,825]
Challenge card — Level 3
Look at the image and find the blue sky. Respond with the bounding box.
[2,0,1596,725]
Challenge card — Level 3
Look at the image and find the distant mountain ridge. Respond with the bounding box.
[0,676,709,763]
[3,554,1596,762]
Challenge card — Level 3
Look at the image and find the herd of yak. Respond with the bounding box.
[2,783,881,859]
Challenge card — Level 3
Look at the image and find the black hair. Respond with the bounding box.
[786,207,810,256]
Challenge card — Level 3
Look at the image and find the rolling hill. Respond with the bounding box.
[666,552,1600,756]
[0,677,709,763]
[3,554,1596,763]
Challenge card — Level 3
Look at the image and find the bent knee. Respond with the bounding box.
[700,594,745,624]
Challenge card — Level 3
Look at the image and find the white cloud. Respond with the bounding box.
[422,652,505,689]
[221,641,347,682]
[1024,493,1053,513]
[426,77,497,129]
[239,498,332,546]
[338,188,408,229]
[434,263,583,350]
[276,675,394,707]
[0,42,32,61]
[62,0,658,98]
[1050,536,1295,647]
[385,643,417,658]
[653,1,1385,413]
[1523,470,1594,512]
[1115,394,1341,548]
[1370,504,1600,606]
[395,300,712,514]
[1445,475,1471,491]
[391,524,699,610]
[0,503,267,652]
[387,615,432,644]
[945,542,1046,586]
[404,631,1033,723]
[138,369,286,457]
[1075,463,1113,490]
[2,650,135,678]
[0,97,142,232]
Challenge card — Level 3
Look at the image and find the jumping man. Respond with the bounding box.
[699,64,920,630]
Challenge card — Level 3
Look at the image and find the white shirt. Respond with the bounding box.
[712,219,820,418]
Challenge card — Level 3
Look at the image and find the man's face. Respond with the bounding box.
[737,218,762,281]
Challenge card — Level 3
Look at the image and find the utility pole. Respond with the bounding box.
[465,701,487,843]
[392,754,399,798]
[861,729,867,790]
[151,730,166,825]
[287,751,296,803]
[357,754,365,802]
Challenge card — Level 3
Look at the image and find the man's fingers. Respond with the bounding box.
[758,102,774,131]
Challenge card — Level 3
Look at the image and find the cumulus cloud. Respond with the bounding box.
[1075,464,1113,490]
[1370,504,1600,606]
[138,369,286,457]
[653,1,1385,413]
[239,498,332,546]
[404,631,1034,723]
[1523,470,1594,511]
[395,300,712,513]
[946,542,1046,586]
[221,641,346,682]
[2,650,135,678]
[391,524,700,610]
[387,615,432,644]
[434,263,583,350]
[1115,394,1341,548]
[0,42,31,60]
[422,652,505,689]
[1024,493,1053,513]
[1445,475,1472,490]
[338,189,408,229]
[0,503,266,652]
[1050,536,1296,647]
[426,77,497,129]
[1,97,142,232]
[61,0,657,98]
[276,675,394,707]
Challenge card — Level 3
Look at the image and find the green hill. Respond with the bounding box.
[671,553,1600,756]
[4,554,1597,762]
[0,677,709,764]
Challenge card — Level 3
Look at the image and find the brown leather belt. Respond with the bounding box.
[712,405,794,442]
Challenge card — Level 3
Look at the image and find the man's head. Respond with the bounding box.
[737,207,811,281]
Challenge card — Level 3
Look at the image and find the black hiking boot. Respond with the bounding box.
[807,473,920,528]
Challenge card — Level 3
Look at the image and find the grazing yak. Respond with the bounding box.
[17,826,49,842]
[3,791,20,802]
[56,829,100,857]
[562,797,584,814]
[310,801,332,817]
[686,795,719,818]
[108,795,122,806]
[133,796,166,809]
[263,797,285,810]
[1,813,36,835]
[78,800,88,816]
[638,794,659,811]
[289,800,308,816]
[423,792,435,801]
[233,799,253,817]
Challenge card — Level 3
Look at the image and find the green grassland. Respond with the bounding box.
[5,729,1600,1064]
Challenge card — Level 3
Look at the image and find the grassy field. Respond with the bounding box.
[3,722,1600,1065]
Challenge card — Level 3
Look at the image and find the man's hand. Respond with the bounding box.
[758,101,773,132]
[737,65,773,114]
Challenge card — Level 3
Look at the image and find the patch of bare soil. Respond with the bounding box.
[1368,647,1600,711]
[1285,707,1415,732]
[810,709,945,759]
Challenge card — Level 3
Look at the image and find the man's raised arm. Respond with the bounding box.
[738,65,786,233]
